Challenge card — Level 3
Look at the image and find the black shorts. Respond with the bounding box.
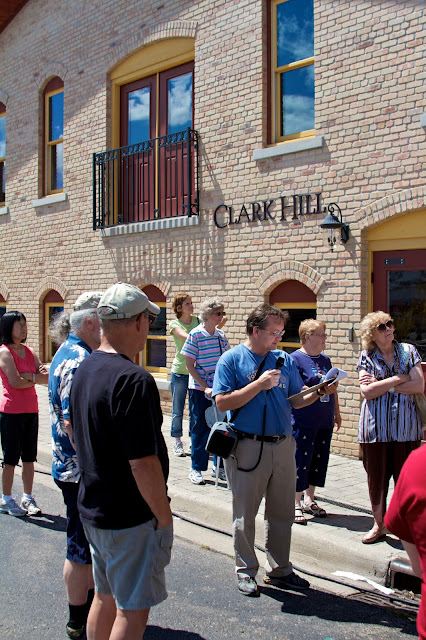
[0,412,38,466]
[54,479,92,565]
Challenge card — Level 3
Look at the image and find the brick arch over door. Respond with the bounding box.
[255,260,326,297]
[106,21,199,70]
[35,276,68,302]
[356,186,426,230]
[130,270,171,297]
[0,281,9,302]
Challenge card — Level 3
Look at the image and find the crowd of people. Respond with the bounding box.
[0,290,425,640]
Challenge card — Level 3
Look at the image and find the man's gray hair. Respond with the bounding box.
[49,309,96,346]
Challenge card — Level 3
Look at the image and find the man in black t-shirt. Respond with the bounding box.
[70,283,173,640]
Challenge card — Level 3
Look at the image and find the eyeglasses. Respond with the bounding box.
[213,311,226,317]
[261,328,285,338]
[376,320,394,332]
[311,333,327,338]
[148,313,156,326]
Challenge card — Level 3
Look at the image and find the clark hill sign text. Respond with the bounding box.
[213,192,328,229]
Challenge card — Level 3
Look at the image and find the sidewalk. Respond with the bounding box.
[33,383,402,585]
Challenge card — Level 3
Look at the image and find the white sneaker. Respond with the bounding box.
[20,496,42,516]
[189,469,205,485]
[173,440,186,457]
[0,497,27,517]
[211,467,227,482]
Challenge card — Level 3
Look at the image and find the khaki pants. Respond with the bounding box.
[224,435,296,580]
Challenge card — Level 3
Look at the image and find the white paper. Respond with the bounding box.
[325,367,348,384]
[332,571,395,595]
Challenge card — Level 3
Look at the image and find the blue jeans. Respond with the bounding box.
[170,373,194,439]
[188,389,222,471]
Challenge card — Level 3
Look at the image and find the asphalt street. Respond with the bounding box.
[0,470,418,640]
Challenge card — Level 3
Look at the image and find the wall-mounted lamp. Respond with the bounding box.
[319,203,350,252]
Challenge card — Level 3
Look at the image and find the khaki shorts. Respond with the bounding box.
[84,518,173,610]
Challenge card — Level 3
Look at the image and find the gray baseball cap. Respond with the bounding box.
[97,283,160,320]
[73,291,104,311]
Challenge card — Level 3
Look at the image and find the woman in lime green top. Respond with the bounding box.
[169,294,199,457]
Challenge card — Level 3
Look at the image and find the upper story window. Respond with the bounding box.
[270,0,314,143]
[44,78,64,195]
[0,103,5,204]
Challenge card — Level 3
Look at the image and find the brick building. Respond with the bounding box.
[0,0,425,457]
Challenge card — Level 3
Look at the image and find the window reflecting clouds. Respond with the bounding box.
[277,0,314,67]
[128,87,150,144]
[0,114,5,158]
[281,65,315,136]
[49,92,63,141]
[167,72,193,135]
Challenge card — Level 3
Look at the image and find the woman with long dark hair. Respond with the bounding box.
[0,311,48,516]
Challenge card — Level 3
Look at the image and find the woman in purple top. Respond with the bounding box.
[290,319,341,525]
[357,311,424,544]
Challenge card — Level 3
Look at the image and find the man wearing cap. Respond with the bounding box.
[70,283,173,640]
[48,291,103,640]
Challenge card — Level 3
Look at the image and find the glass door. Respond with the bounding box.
[373,249,426,362]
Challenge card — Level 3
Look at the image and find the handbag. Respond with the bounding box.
[205,355,268,460]
[414,392,426,427]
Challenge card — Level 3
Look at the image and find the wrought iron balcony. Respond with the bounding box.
[93,127,199,230]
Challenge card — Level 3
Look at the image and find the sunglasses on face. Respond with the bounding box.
[148,313,157,325]
[213,311,226,316]
[376,320,394,332]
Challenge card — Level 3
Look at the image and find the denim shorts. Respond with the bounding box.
[83,519,173,610]
[0,412,38,466]
[54,479,91,565]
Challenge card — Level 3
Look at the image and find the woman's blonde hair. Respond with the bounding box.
[299,319,326,344]
[359,311,392,351]
[199,298,224,322]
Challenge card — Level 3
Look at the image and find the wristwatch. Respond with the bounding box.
[317,388,325,397]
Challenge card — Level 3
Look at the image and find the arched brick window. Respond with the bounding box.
[43,77,64,195]
[43,289,64,361]
[269,280,316,353]
[142,285,166,373]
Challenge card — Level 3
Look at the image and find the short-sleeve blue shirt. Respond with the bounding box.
[48,333,92,482]
[212,343,304,436]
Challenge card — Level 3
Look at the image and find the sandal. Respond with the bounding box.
[304,500,327,518]
[294,505,307,525]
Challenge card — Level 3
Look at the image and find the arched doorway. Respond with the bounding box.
[269,280,316,353]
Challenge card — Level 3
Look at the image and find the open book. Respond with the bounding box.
[288,367,347,401]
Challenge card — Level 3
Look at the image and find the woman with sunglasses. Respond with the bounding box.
[0,311,48,517]
[181,298,229,485]
[358,311,424,544]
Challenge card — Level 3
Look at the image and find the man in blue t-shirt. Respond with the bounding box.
[213,304,337,597]
[48,290,103,640]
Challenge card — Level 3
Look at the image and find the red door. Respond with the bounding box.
[120,62,194,221]
[120,75,156,222]
[373,249,426,369]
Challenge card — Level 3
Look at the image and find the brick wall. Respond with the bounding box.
[0,0,425,457]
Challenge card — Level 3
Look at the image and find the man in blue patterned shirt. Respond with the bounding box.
[48,291,102,640]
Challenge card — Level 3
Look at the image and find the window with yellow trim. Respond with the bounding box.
[44,79,64,194]
[44,301,64,362]
[141,286,167,374]
[270,0,315,143]
[0,103,5,204]
[269,280,316,353]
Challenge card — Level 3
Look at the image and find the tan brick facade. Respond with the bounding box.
[0,0,425,457]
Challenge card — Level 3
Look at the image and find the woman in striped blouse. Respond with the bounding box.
[181,298,230,485]
[357,311,424,544]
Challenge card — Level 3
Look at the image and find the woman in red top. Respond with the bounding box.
[0,311,48,517]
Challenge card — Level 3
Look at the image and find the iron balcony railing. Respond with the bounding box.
[93,127,199,230]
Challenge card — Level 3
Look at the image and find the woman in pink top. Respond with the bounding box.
[0,311,48,517]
